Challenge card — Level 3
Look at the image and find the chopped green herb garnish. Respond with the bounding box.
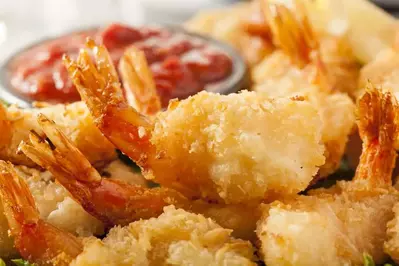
[11,259,36,266]
[0,258,6,266]
[363,254,376,266]
[362,253,394,266]
[0,98,10,107]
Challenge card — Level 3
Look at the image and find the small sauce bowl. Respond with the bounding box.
[0,23,248,108]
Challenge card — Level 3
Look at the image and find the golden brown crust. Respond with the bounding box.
[257,88,399,265]
[385,202,399,263]
[67,40,325,205]
[72,206,257,266]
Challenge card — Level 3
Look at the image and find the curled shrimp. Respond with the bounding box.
[263,0,318,69]
[19,114,262,240]
[63,38,326,204]
[252,0,358,180]
[119,45,161,116]
[19,114,190,228]
[257,85,399,266]
[0,161,83,266]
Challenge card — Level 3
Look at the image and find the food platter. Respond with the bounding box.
[1,0,399,265]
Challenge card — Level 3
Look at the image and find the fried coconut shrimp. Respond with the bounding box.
[0,162,83,265]
[253,0,357,178]
[0,164,257,265]
[253,0,360,95]
[62,39,325,205]
[19,115,190,228]
[359,39,399,100]
[0,101,116,167]
[184,1,274,66]
[19,114,261,240]
[0,158,145,258]
[0,164,101,258]
[257,86,399,266]
[72,206,257,266]
[349,36,399,169]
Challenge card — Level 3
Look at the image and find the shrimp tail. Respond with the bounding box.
[0,161,82,265]
[354,83,398,186]
[119,45,161,115]
[18,114,112,224]
[0,161,39,232]
[262,0,331,92]
[262,0,318,68]
[63,38,156,167]
[20,114,190,227]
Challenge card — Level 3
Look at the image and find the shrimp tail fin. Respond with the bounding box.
[119,45,161,115]
[262,0,318,68]
[354,83,398,186]
[19,114,102,205]
[262,0,332,92]
[0,161,39,233]
[63,38,156,166]
[0,160,83,265]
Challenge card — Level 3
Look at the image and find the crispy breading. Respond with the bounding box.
[252,1,358,179]
[258,184,397,266]
[359,48,399,98]
[385,202,399,263]
[257,86,399,265]
[0,160,146,258]
[191,201,262,241]
[71,206,257,266]
[184,1,273,66]
[150,90,325,203]
[18,110,301,241]
[0,101,116,167]
[65,40,326,205]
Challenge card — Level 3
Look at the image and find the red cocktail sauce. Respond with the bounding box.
[9,24,232,106]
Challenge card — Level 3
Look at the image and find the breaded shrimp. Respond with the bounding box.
[0,101,116,167]
[0,161,83,265]
[62,39,325,204]
[253,0,357,178]
[0,163,257,265]
[0,158,145,258]
[72,205,257,266]
[0,165,102,258]
[253,0,360,95]
[359,40,399,100]
[19,114,190,228]
[184,1,274,66]
[257,86,399,266]
[349,35,399,170]
[19,114,261,240]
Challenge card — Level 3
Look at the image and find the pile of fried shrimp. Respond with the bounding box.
[2,0,399,265]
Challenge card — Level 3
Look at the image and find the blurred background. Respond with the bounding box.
[0,0,396,63]
[0,0,243,63]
